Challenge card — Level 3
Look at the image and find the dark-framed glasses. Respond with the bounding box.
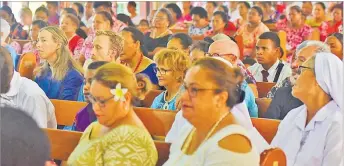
[297,66,313,75]
[182,84,222,98]
[87,95,113,108]
[153,67,172,75]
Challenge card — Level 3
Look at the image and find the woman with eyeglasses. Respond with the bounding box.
[151,49,191,111]
[68,62,158,165]
[143,8,173,59]
[164,57,260,165]
[271,53,343,166]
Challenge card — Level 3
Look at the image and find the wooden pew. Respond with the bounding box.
[44,127,285,166]
[255,98,272,117]
[311,28,320,41]
[43,128,171,166]
[51,99,280,143]
[260,148,287,166]
[18,52,37,80]
[50,99,176,137]
[277,31,287,62]
[256,82,276,98]
[170,29,188,34]
[142,90,163,107]
[251,118,280,144]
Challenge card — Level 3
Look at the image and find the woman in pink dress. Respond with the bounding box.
[60,14,84,59]
[276,6,312,62]
[236,6,269,58]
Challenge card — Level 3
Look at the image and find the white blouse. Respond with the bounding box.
[271,101,343,166]
[164,123,260,166]
[166,103,270,153]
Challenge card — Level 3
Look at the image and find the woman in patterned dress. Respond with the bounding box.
[67,62,158,166]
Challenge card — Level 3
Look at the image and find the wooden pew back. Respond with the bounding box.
[260,148,287,166]
[251,118,280,144]
[142,90,163,107]
[256,82,276,98]
[255,98,272,117]
[51,99,279,143]
[234,34,244,61]
[51,99,88,126]
[277,31,287,61]
[51,100,176,136]
[43,128,171,166]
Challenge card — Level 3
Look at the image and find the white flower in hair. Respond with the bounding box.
[110,83,128,102]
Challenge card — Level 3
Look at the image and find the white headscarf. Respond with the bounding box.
[315,52,343,111]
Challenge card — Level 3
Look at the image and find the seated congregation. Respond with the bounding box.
[0,1,343,166]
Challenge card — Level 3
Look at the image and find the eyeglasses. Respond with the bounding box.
[207,53,236,58]
[297,66,313,75]
[154,17,167,21]
[153,67,172,75]
[87,95,113,108]
[183,84,222,98]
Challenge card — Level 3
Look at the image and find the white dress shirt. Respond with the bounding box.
[248,60,292,84]
[5,71,57,128]
[131,15,143,25]
[165,102,270,153]
[0,94,16,107]
[271,101,343,166]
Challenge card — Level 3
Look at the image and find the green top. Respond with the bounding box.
[67,122,158,166]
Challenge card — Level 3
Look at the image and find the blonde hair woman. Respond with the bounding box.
[34,26,84,101]
[151,49,191,111]
[68,62,158,165]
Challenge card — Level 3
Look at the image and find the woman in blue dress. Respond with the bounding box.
[34,26,83,101]
[119,27,159,89]
[151,49,191,111]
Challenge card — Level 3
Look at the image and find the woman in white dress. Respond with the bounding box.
[271,52,343,166]
[163,57,260,166]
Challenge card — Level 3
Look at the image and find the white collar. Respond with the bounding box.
[295,101,338,131]
[5,71,21,97]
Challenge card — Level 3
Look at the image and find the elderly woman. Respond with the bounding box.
[164,58,260,165]
[34,26,83,101]
[236,6,270,58]
[144,8,173,58]
[151,49,190,111]
[325,32,343,60]
[271,53,343,166]
[67,62,158,165]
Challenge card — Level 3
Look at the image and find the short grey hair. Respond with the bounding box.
[296,40,331,55]
[0,18,10,42]
[154,7,174,27]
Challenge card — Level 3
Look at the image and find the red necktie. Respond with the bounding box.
[261,70,269,82]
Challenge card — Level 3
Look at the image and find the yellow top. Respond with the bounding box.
[67,122,158,166]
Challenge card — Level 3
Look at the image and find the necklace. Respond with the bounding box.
[121,54,143,73]
[162,89,180,110]
[181,111,230,154]
[172,111,230,165]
